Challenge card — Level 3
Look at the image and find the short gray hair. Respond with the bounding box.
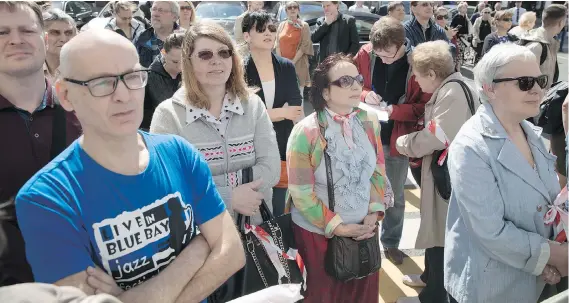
[153,1,180,18]
[43,8,76,29]
[473,43,536,103]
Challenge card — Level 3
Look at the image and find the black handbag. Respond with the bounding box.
[208,168,305,303]
[321,123,381,282]
[430,79,476,201]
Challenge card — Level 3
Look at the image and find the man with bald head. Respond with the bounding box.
[0,1,81,286]
[15,29,245,303]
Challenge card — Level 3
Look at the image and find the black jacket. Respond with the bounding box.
[141,55,181,130]
[312,13,360,63]
[244,54,302,161]
[134,23,178,67]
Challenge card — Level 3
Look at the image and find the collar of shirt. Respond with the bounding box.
[108,18,139,32]
[185,93,244,125]
[0,78,53,111]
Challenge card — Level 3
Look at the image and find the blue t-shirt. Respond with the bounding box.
[16,132,225,292]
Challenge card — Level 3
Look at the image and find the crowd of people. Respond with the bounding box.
[0,1,568,303]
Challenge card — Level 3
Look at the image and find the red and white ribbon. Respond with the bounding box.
[427,120,450,165]
[544,186,568,243]
[245,223,307,291]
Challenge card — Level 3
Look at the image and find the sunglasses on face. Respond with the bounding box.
[493,75,548,91]
[500,18,512,22]
[195,49,233,60]
[436,14,447,20]
[255,24,277,33]
[330,74,364,88]
[287,5,299,10]
[180,6,193,11]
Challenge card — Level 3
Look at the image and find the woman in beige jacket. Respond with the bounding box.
[274,1,314,94]
[394,41,479,303]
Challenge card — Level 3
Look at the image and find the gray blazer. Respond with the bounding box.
[444,103,559,303]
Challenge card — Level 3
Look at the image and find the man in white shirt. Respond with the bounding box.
[349,1,371,13]
[510,1,527,26]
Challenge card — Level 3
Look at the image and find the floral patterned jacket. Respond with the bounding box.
[285,109,393,237]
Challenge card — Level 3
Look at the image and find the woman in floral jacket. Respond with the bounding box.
[286,54,392,303]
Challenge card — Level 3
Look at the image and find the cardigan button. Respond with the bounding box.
[536,204,543,212]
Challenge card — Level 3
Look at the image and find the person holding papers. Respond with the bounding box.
[354,17,430,265]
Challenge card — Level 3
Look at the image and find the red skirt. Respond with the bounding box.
[293,223,379,303]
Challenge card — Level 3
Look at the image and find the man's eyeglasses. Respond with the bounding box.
[436,14,448,20]
[64,70,150,97]
[330,75,364,88]
[195,49,233,61]
[151,7,171,14]
[374,45,402,59]
[493,75,548,91]
[180,6,193,11]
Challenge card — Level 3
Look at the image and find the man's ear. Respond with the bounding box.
[55,80,75,112]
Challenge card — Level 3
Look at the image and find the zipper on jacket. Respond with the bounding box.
[199,116,233,186]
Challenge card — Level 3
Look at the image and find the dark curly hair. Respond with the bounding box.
[310,53,355,112]
[241,10,273,34]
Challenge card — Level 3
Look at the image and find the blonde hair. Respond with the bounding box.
[410,40,455,80]
[519,11,537,30]
[179,1,196,23]
[181,22,254,110]
[112,0,136,14]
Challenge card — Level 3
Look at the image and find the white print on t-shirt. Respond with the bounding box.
[92,192,197,289]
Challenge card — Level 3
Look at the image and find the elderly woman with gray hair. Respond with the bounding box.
[444,43,569,303]
[395,40,478,303]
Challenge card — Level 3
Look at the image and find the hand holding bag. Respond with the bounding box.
[208,168,306,303]
[320,123,381,282]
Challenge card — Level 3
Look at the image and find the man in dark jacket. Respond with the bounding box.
[134,1,179,67]
[312,1,360,63]
[0,1,81,286]
[141,32,183,130]
[404,1,451,47]
[354,17,431,266]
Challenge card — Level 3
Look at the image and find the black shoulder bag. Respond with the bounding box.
[321,123,381,282]
[208,167,305,303]
[430,79,476,201]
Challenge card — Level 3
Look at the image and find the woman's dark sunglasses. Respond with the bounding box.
[287,5,299,10]
[196,49,233,60]
[256,24,277,33]
[493,75,548,91]
[330,75,364,88]
[436,14,447,20]
[180,6,193,11]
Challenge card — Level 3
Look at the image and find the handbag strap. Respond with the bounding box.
[318,119,336,213]
[50,103,67,160]
[444,79,476,116]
